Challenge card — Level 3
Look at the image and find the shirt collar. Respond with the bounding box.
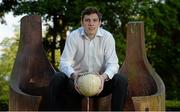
[80,27,103,38]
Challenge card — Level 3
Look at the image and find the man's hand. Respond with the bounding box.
[101,73,109,81]
[70,73,82,95]
[96,73,109,95]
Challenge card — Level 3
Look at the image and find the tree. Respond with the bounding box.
[0,0,17,24]
[0,31,19,110]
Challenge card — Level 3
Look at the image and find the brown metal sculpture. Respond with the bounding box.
[9,15,55,111]
[9,15,165,111]
[120,21,165,111]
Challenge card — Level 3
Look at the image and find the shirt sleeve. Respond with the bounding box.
[103,35,119,79]
[59,33,77,78]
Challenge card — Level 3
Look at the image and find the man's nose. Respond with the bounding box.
[89,20,94,25]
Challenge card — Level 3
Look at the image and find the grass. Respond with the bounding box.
[166,100,180,111]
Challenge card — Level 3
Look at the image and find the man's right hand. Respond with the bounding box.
[70,73,82,95]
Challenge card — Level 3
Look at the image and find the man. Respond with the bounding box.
[49,7,128,111]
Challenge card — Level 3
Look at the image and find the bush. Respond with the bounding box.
[0,99,8,111]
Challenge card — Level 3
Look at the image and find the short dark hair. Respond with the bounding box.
[81,7,102,21]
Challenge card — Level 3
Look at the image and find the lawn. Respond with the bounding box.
[166,100,180,111]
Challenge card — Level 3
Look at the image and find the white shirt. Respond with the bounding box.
[59,27,119,79]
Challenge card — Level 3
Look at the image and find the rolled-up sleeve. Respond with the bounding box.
[103,35,119,79]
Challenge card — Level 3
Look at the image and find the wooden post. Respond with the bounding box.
[120,21,165,111]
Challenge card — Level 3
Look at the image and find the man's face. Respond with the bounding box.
[81,13,101,37]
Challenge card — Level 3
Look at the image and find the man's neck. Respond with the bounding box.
[84,32,95,40]
[87,35,95,40]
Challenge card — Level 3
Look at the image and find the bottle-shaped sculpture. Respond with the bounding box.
[9,15,55,111]
[120,22,165,111]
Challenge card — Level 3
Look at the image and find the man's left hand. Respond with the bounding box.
[96,73,109,95]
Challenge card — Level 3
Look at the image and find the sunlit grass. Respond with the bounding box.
[166,100,180,111]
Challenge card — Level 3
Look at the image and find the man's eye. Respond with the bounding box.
[85,19,90,22]
[93,19,98,22]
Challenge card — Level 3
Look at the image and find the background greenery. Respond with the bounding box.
[0,0,180,110]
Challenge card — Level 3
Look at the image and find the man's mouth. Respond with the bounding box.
[89,27,95,30]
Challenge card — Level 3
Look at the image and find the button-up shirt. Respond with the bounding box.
[59,27,119,79]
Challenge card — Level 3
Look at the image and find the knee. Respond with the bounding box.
[113,73,128,86]
[54,72,67,80]
[50,72,68,86]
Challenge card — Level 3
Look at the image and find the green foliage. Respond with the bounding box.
[0,32,19,110]
[140,1,180,100]
[0,0,18,24]
[115,34,126,65]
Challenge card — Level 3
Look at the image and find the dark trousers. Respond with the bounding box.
[47,72,128,111]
